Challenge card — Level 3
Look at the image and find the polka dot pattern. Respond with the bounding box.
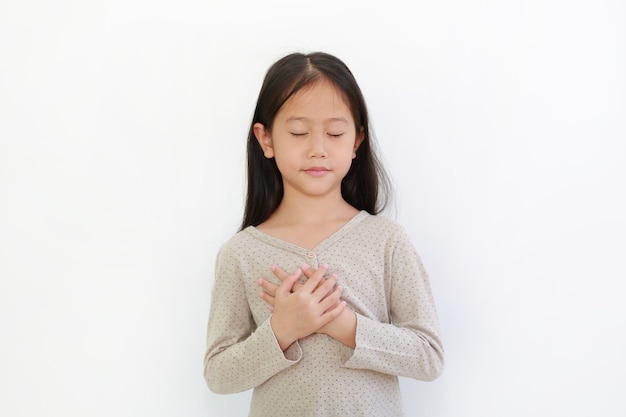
[204,211,444,417]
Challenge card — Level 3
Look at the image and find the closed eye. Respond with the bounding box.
[290,132,308,137]
[328,133,344,138]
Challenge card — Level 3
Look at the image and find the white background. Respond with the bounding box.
[1,0,625,416]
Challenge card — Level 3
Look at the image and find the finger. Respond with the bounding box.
[303,263,334,291]
[301,263,328,292]
[323,300,343,315]
[258,278,279,296]
[319,284,344,311]
[270,265,291,283]
[277,268,301,296]
[320,300,347,326]
[301,262,326,280]
[272,265,305,292]
[313,273,339,301]
[258,279,278,307]
[301,263,315,279]
[259,290,275,307]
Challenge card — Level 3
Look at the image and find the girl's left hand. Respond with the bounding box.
[259,264,337,309]
[259,264,356,348]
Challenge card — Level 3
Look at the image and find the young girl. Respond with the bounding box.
[204,52,444,417]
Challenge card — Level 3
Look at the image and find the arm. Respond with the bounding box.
[268,265,346,351]
[203,249,302,394]
[257,229,444,381]
[344,229,445,381]
[259,264,356,348]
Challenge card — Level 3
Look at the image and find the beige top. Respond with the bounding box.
[204,211,444,417]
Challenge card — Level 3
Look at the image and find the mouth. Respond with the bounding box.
[304,167,330,177]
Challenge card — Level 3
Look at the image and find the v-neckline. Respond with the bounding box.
[246,210,369,255]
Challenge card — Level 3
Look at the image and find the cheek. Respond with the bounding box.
[272,148,298,170]
[337,140,358,158]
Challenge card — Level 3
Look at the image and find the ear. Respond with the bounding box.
[353,127,365,159]
[253,123,274,158]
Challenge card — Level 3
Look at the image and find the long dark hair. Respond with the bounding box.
[240,52,391,230]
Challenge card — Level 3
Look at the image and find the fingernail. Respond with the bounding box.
[321,263,329,269]
[301,263,310,270]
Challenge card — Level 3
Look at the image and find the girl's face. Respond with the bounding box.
[254,79,363,203]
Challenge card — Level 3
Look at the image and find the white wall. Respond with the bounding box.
[1,0,624,416]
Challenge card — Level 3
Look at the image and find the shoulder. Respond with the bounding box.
[360,212,408,238]
[347,212,414,251]
[361,214,426,268]
[215,227,257,261]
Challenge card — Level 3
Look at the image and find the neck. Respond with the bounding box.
[270,192,357,226]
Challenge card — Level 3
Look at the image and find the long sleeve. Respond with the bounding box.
[343,227,445,380]
[203,212,443,416]
[203,247,302,394]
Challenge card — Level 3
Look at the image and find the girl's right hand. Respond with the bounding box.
[259,264,338,309]
[267,264,346,351]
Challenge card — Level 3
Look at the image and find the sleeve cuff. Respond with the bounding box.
[263,317,303,363]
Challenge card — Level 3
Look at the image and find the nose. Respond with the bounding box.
[308,133,327,158]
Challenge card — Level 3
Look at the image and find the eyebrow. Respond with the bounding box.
[285,116,349,123]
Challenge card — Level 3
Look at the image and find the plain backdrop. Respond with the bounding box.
[1,0,625,416]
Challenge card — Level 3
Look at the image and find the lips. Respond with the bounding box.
[304,167,330,177]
